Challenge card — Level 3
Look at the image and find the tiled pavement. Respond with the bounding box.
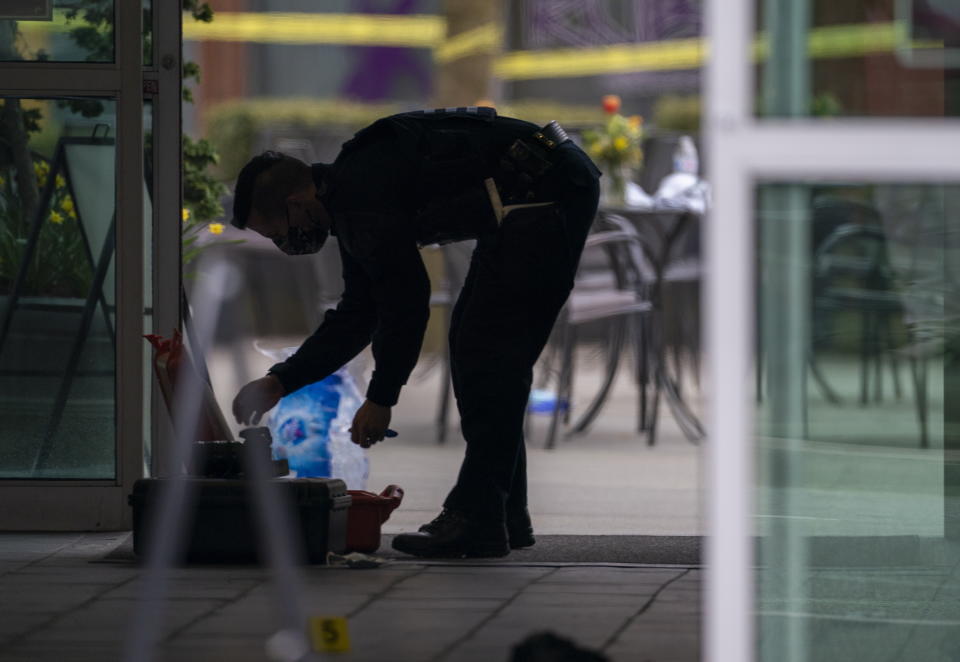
[0,533,701,662]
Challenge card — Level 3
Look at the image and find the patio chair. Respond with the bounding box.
[531,218,656,449]
[756,196,886,406]
[598,210,705,445]
[812,222,931,447]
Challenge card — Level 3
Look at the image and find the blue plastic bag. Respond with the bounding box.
[268,367,369,489]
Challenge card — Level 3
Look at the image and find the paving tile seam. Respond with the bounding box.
[0,534,86,579]
[345,565,432,620]
[162,576,268,644]
[2,572,141,649]
[876,555,960,662]
[886,621,924,662]
[600,568,693,653]
[385,561,703,569]
[429,566,561,662]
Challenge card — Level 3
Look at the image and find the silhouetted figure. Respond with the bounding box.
[231,107,600,558]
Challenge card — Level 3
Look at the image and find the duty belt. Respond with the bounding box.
[412,120,571,247]
[486,120,570,222]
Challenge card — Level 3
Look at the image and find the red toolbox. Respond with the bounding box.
[345,485,403,553]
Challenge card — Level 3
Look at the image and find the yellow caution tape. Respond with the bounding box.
[180,14,923,78]
[17,10,940,80]
[434,22,503,63]
[495,37,703,80]
[308,615,351,653]
[182,12,444,48]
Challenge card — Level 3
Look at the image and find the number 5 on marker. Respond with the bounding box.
[309,616,351,653]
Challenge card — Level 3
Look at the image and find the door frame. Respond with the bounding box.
[704,2,960,661]
[0,0,180,529]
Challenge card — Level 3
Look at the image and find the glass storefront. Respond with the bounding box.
[755,182,960,660]
[0,97,117,479]
[756,0,959,118]
[733,1,960,659]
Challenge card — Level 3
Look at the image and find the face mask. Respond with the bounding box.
[273,219,328,255]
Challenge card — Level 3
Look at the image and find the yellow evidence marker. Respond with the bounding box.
[309,616,351,653]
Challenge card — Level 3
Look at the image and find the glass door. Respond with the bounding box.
[705,1,960,660]
[0,0,179,528]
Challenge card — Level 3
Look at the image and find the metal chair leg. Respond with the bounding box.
[639,314,651,432]
[436,347,451,444]
[562,326,578,426]
[546,322,574,450]
[910,354,929,449]
[571,317,626,434]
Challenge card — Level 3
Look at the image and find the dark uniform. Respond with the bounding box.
[266,107,600,527]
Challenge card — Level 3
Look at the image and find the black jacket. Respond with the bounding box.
[267,108,598,406]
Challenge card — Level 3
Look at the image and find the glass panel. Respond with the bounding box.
[142,0,152,67]
[755,181,960,661]
[0,97,117,479]
[0,1,115,63]
[755,0,960,118]
[143,98,153,475]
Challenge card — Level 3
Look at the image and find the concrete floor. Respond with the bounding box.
[0,533,701,662]
[3,342,954,660]
[0,341,705,662]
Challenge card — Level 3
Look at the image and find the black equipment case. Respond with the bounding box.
[129,478,352,563]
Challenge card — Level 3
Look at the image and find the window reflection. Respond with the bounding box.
[755,0,960,118]
[0,97,117,479]
[0,1,115,63]
[756,181,960,661]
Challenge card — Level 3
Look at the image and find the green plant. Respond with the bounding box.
[652,95,701,133]
[59,0,231,267]
[581,95,644,202]
[811,92,843,117]
[2,2,232,291]
[0,158,93,297]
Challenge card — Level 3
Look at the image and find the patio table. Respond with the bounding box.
[590,205,705,444]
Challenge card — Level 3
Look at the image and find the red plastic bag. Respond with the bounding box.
[345,485,404,553]
[145,331,232,442]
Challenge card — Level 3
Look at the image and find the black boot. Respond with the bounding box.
[392,510,510,558]
[420,510,533,549]
[506,508,536,549]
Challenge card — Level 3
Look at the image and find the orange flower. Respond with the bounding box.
[601,94,622,114]
[628,115,643,129]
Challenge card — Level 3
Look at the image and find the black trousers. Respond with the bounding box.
[443,143,600,523]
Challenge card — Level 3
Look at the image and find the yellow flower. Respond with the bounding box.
[208,222,225,235]
[182,208,191,222]
[628,115,643,130]
[34,161,49,175]
[61,197,75,214]
[55,175,66,188]
[49,211,64,224]
[613,136,630,152]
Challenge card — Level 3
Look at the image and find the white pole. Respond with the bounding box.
[704,0,756,659]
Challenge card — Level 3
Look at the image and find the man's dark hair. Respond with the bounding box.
[231,151,313,228]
